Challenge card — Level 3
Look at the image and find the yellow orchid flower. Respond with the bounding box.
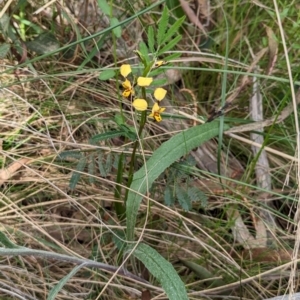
[122,79,134,98]
[132,99,148,111]
[154,60,167,68]
[154,88,167,101]
[149,102,166,122]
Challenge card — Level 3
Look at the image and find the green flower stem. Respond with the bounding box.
[125,110,147,203]
[114,152,126,219]
[125,86,148,203]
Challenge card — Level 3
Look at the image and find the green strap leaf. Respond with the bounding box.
[130,243,189,300]
[157,6,169,46]
[126,121,228,240]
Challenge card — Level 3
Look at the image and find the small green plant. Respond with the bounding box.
[56,5,226,300]
[113,6,226,300]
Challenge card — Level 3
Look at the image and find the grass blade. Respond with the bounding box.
[47,263,87,300]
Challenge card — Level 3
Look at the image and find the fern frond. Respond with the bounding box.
[58,150,82,161]
[175,184,191,211]
[187,186,208,208]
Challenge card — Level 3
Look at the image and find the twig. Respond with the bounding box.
[0,247,149,284]
[226,89,300,133]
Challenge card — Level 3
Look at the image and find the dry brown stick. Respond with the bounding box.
[227,88,300,133]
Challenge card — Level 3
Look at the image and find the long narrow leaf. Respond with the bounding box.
[131,243,189,300]
[157,35,182,56]
[147,26,155,53]
[157,6,169,46]
[163,52,182,62]
[162,16,185,44]
[126,121,228,240]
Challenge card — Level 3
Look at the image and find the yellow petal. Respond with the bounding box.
[120,64,132,77]
[154,114,162,122]
[158,107,166,113]
[154,88,167,101]
[122,79,132,89]
[132,99,148,111]
[137,77,153,87]
[152,102,160,113]
[122,89,132,98]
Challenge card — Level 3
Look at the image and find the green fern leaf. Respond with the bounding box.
[187,186,207,207]
[175,184,191,211]
[58,150,82,160]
